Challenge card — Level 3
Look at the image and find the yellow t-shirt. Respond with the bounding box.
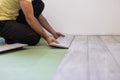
[0,0,32,20]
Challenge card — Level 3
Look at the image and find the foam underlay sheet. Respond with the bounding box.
[0,38,67,80]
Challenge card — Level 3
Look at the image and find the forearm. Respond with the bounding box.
[38,15,56,35]
[27,15,49,40]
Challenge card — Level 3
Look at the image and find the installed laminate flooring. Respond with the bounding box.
[53,35,120,80]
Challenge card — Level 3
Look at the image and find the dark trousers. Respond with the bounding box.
[0,0,44,45]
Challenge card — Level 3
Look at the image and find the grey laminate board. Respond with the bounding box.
[101,36,120,66]
[53,36,120,80]
[88,36,120,80]
[53,36,88,80]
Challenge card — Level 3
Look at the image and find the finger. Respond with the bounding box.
[57,32,64,37]
[54,36,58,39]
[61,34,65,37]
[59,33,65,37]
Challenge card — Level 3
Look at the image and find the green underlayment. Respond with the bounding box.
[0,38,67,80]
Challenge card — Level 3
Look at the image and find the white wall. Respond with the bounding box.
[43,0,120,35]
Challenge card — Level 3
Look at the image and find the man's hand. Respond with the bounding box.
[46,36,58,45]
[53,32,65,39]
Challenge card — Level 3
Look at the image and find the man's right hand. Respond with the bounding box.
[46,36,59,45]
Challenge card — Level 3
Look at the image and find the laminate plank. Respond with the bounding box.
[53,35,120,80]
[101,36,120,66]
[53,36,88,80]
[88,36,120,80]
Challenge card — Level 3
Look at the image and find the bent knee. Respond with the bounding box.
[26,34,41,45]
[4,33,41,45]
[18,33,41,45]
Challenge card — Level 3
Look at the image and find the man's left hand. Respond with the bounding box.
[53,32,65,39]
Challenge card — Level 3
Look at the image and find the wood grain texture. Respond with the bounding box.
[88,36,120,80]
[53,36,120,80]
[53,36,88,80]
[101,36,120,67]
